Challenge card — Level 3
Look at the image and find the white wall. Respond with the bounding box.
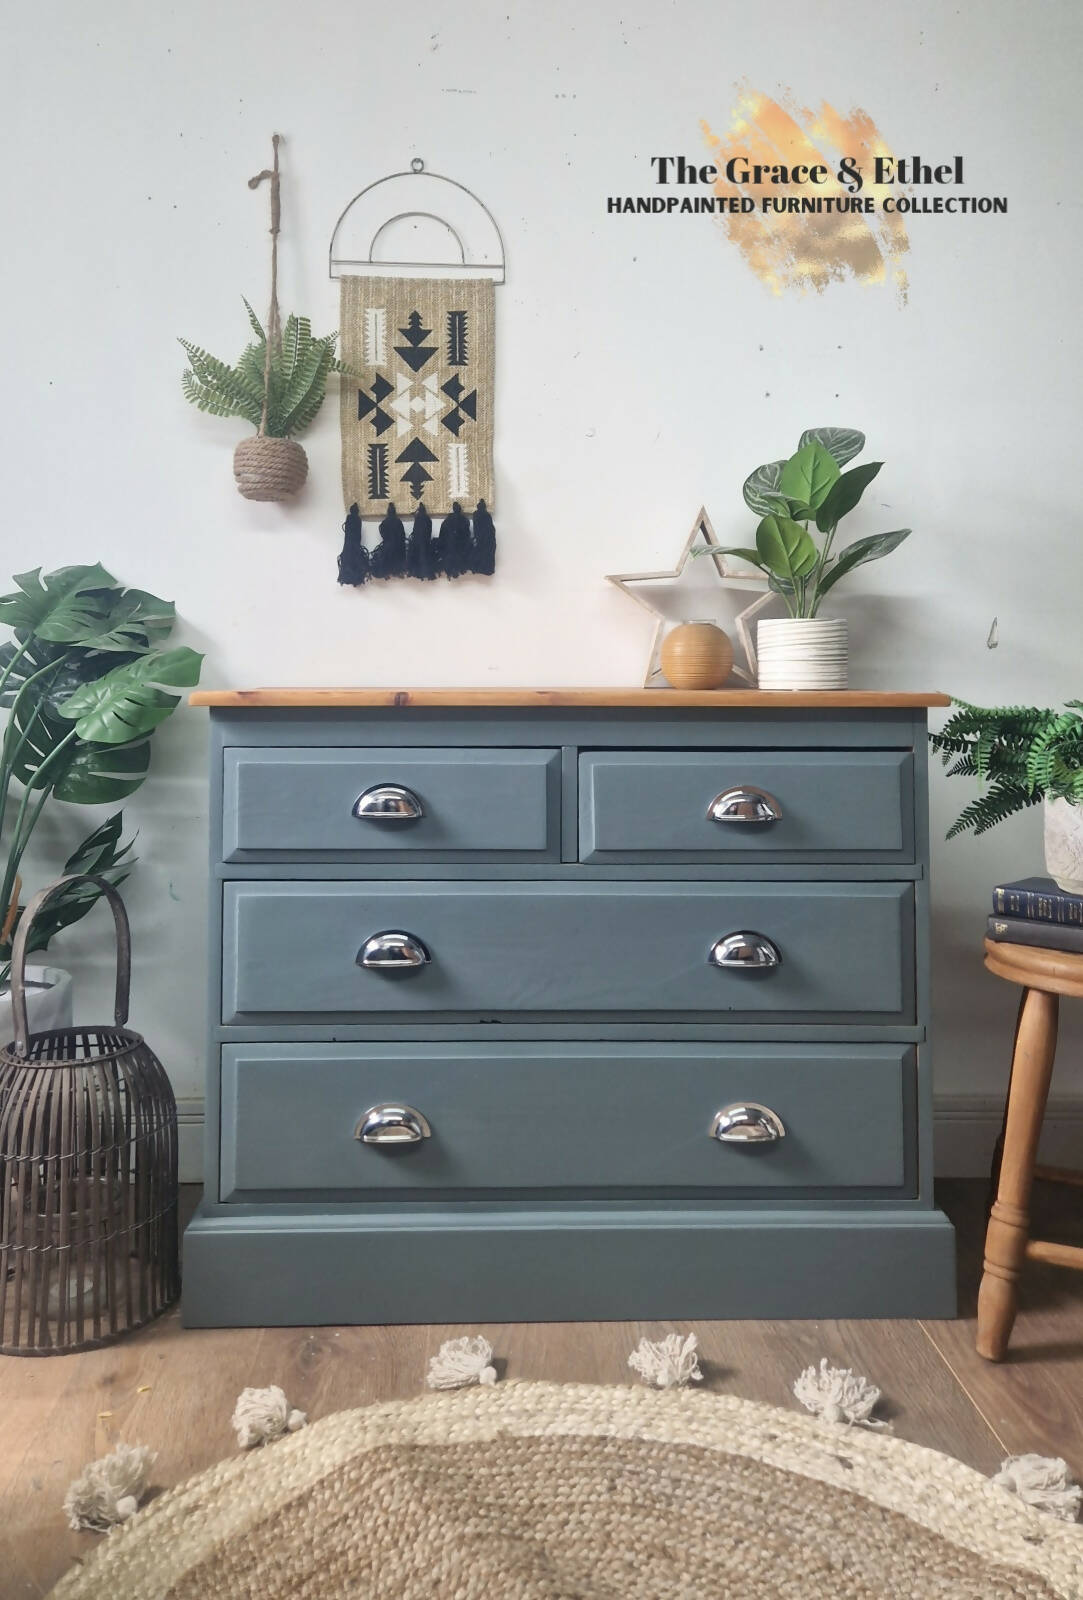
[4,0,1081,1175]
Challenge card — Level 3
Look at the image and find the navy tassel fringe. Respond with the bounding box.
[371,503,407,579]
[337,503,369,586]
[406,504,440,579]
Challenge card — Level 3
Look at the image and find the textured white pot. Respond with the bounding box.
[0,965,74,1047]
[1044,796,1083,894]
[756,618,848,691]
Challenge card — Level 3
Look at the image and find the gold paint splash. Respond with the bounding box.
[702,89,910,300]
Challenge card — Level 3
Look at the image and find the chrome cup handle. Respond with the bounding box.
[355,1104,432,1145]
[707,786,782,824]
[356,931,431,970]
[710,1103,786,1144]
[708,931,781,970]
[353,784,424,822]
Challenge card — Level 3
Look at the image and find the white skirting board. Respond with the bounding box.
[176,1097,1083,1184]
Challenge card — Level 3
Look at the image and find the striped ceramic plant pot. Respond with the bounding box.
[757,618,848,691]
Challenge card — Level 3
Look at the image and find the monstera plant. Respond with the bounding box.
[0,563,203,992]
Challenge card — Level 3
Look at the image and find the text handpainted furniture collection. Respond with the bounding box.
[182,689,956,1326]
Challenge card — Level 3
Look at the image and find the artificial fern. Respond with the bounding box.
[179,301,351,438]
[931,699,1083,837]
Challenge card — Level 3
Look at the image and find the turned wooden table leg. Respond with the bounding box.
[977,986,1059,1360]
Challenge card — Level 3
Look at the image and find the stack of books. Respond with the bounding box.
[987,877,1083,953]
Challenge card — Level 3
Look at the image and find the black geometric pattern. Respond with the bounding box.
[357,372,393,434]
[396,436,439,500]
[340,275,493,518]
[447,310,468,366]
[367,442,388,500]
[441,374,478,437]
[395,311,437,373]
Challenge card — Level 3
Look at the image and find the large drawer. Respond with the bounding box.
[219,1042,912,1201]
[579,750,913,862]
[222,880,914,1020]
[222,747,560,860]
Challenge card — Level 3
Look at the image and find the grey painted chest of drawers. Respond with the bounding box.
[182,689,956,1325]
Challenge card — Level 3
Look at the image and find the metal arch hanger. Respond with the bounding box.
[329,159,506,282]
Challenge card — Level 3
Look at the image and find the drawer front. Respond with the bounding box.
[222,747,560,859]
[579,750,913,861]
[219,1042,911,1200]
[222,881,913,1020]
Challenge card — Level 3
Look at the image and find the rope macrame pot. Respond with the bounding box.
[233,435,308,502]
[0,876,179,1355]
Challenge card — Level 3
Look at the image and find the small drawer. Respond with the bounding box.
[579,750,913,862]
[218,1041,912,1201]
[222,747,560,860]
[222,880,914,1021]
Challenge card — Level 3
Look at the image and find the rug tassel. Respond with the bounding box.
[336,503,370,586]
[438,501,473,579]
[426,1335,498,1390]
[470,498,496,575]
[992,1454,1082,1522]
[63,1443,155,1532]
[231,1385,307,1449]
[628,1332,703,1389]
[371,502,407,580]
[793,1359,890,1430]
[406,503,439,579]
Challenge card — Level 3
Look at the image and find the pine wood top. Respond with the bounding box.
[189,687,951,709]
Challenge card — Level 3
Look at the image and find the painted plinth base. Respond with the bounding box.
[182,1205,956,1326]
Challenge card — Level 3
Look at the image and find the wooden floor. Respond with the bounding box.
[3,1179,1082,1598]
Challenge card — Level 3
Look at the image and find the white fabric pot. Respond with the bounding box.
[756,618,848,690]
[0,965,74,1048]
[1044,796,1083,895]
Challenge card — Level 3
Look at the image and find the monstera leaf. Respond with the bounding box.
[0,565,116,642]
[75,589,177,652]
[0,814,135,966]
[57,647,204,745]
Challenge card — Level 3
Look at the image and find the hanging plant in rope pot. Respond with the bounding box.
[180,135,352,502]
[718,428,911,689]
[0,564,202,1039]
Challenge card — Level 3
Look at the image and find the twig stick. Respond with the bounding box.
[248,134,282,436]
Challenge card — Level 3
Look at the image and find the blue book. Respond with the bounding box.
[992,877,1083,925]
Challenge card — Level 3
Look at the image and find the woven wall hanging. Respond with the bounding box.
[330,161,505,584]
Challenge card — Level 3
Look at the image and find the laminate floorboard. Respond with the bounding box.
[2,1181,1081,1598]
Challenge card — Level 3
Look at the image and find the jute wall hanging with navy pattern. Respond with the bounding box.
[330,162,503,584]
[339,275,495,520]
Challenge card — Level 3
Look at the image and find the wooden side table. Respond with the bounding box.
[978,939,1083,1360]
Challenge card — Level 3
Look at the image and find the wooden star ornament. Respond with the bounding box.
[606,507,773,687]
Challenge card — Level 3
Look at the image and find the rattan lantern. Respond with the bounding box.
[0,875,179,1355]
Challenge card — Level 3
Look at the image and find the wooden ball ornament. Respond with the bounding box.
[659,622,734,690]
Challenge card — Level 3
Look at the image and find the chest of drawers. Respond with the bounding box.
[182,689,956,1325]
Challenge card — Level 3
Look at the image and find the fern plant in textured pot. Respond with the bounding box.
[0,563,203,1035]
[180,134,352,502]
[930,700,1083,892]
[180,302,348,501]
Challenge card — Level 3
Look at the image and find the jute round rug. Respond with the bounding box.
[50,1382,1083,1599]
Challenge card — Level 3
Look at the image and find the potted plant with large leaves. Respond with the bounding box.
[0,563,203,1038]
[723,427,911,689]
